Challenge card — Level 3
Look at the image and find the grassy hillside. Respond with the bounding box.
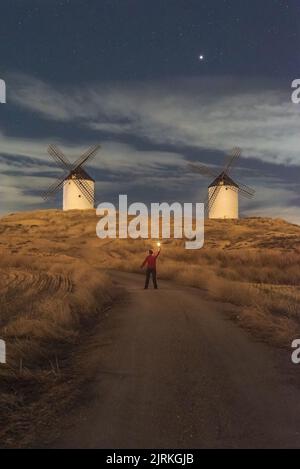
[0,209,300,446]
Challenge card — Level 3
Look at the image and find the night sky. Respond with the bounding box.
[0,0,300,222]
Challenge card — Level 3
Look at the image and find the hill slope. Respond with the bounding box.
[0,209,300,446]
[1,209,300,341]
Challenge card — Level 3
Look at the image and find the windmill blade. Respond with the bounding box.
[74,174,94,201]
[223,147,241,173]
[203,184,221,217]
[203,192,210,216]
[203,195,211,217]
[236,181,255,197]
[213,181,254,200]
[71,176,94,205]
[48,144,71,170]
[224,183,254,200]
[48,145,101,172]
[44,145,82,201]
[44,172,94,204]
[225,185,251,200]
[187,163,218,179]
[48,144,100,173]
[238,186,255,199]
[43,144,100,207]
[42,173,68,200]
[230,179,255,198]
[73,180,93,204]
[72,144,101,172]
[208,184,222,213]
[47,144,99,199]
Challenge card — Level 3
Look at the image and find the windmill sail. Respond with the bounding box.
[43,144,100,210]
[187,147,255,219]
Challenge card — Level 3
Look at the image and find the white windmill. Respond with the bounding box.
[43,144,101,210]
[189,147,255,219]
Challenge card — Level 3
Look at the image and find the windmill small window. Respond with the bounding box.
[43,144,101,211]
[188,147,255,220]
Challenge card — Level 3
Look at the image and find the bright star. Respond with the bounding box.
[199,54,204,61]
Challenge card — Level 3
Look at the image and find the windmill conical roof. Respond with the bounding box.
[208,172,239,188]
[65,167,95,182]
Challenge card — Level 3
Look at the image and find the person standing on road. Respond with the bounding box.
[141,248,161,289]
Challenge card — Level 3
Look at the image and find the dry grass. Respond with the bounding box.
[0,211,115,447]
[0,209,300,446]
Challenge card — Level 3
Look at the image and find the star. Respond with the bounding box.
[199,54,205,61]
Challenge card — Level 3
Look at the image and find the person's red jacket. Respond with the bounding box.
[141,250,160,269]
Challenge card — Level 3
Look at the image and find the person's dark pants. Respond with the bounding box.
[145,268,158,289]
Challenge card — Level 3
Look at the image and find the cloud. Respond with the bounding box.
[0,173,45,215]
[10,74,82,121]
[0,130,188,213]
[0,131,185,174]
[240,182,300,224]
[9,74,300,166]
[245,205,300,226]
[2,74,300,223]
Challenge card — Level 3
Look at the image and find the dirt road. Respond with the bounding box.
[52,271,300,448]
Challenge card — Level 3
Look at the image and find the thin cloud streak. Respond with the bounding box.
[9,74,300,165]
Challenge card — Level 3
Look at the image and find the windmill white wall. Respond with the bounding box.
[208,183,238,219]
[63,177,95,210]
